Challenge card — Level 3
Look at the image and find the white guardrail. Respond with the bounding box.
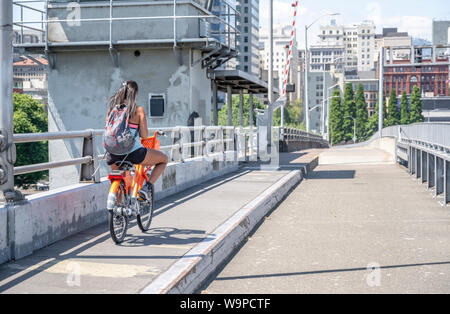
[378,123,450,204]
[12,126,259,183]
[10,125,327,188]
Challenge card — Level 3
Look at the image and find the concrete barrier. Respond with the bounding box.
[0,206,8,264]
[0,153,238,263]
[141,169,303,294]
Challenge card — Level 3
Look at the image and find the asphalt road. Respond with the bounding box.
[201,159,450,294]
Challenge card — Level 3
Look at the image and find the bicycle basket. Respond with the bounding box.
[141,131,160,150]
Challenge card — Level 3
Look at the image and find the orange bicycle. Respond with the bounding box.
[106,131,164,244]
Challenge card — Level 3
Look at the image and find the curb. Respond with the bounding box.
[140,169,304,294]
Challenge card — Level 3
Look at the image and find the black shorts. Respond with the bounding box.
[106,147,148,166]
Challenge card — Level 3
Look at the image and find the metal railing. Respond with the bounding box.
[281,127,328,144]
[11,125,320,185]
[13,0,239,51]
[11,125,253,184]
[376,123,450,205]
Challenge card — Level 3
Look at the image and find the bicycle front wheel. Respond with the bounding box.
[137,185,154,232]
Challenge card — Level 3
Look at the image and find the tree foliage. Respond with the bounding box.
[329,88,344,145]
[400,91,410,125]
[273,100,306,130]
[409,86,424,123]
[218,94,264,127]
[342,83,356,142]
[13,93,48,188]
[387,89,400,126]
[355,84,368,141]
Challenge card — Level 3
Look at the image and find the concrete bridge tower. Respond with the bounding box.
[16,0,238,187]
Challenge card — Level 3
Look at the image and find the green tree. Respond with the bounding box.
[273,100,306,130]
[342,83,356,142]
[355,84,368,141]
[13,93,48,188]
[366,102,379,139]
[218,94,264,127]
[409,86,424,123]
[387,89,400,126]
[400,91,410,125]
[329,88,344,145]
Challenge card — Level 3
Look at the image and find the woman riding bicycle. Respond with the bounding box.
[105,80,168,190]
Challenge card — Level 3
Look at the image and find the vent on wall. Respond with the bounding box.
[149,94,165,117]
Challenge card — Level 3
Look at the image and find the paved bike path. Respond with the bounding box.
[0,150,319,294]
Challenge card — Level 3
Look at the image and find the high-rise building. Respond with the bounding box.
[260,24,299,102]
[309,45,345,72]
[432,20,450,46]
[319,20,376,71]
[374,28,412,59]
[236,0,259,75]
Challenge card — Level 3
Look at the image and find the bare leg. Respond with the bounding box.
[142,149,168,184]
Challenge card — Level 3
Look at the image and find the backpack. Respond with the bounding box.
[103,104,138,155]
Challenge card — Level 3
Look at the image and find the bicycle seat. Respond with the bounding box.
[114,160,135,171]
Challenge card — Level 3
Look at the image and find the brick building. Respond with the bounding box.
[379,46,449,99]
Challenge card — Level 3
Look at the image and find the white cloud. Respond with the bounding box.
[366,2,382,26]
[382,16,432,40]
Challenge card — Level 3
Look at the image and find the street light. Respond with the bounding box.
[304,12,340,133]
[345,115,356,144]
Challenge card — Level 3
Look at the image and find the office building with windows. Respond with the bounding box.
[319,20,376,71]
[236,0,259,75]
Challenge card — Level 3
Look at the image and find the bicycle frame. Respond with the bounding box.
[106,132,160,211]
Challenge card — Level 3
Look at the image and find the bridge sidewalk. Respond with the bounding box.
[0,150,320,294]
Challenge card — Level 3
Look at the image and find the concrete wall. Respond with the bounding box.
[46,2,215,189]
[0,153,238,264]
[0,206,8,264]
[48,47,212,188]
[48,2,205,43]
[367,137,396,159]
[279,140,328,152]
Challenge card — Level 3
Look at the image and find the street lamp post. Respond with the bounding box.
[378,47,384,138]
[266,0,274,153]
[304,13,340,133]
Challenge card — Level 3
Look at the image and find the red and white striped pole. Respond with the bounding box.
[282,1,299,96]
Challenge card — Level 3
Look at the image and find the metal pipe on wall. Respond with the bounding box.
[0,0,22,202]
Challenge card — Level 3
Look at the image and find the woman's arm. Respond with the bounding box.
[138,106,149,139]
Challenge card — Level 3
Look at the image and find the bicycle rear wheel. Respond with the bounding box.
[109,182,129,244]
[137,184,154,232]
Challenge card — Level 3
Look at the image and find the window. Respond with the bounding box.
[149,94,165,117]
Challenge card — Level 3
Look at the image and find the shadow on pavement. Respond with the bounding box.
[214,261,450,281]
[307,170,356,180]
[0,170,253,293]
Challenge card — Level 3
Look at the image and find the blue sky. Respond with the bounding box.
[262,0,450,47]
[14,0,450,47]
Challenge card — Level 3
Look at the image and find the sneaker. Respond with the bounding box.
[140,181,153,202]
